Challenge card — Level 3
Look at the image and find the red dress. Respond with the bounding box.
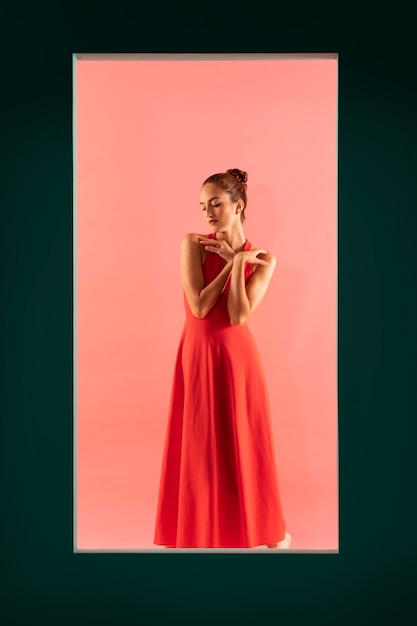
[153,232,286,548]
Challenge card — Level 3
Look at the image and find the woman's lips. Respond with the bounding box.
[209,220,217,225]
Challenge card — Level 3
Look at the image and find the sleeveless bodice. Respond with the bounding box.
[183,232,254,326]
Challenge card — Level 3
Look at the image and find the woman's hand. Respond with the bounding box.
[235,248,270,266]
[198,237,236,263]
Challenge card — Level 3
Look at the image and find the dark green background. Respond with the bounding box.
[2,1,416,624]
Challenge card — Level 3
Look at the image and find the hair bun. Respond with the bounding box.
[226,168,248,187]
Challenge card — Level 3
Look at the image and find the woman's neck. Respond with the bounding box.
[217,227,246,252]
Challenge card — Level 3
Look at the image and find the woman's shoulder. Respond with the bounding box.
[249,243,276,263]
[182,232,212,244]
[248,244,276,274]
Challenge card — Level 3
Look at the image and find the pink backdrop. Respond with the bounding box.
[74,55,338,550]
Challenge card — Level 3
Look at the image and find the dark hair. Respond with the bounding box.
[202,168,248,222]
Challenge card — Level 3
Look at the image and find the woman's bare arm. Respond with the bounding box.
[227,251,277,326]
[180,233,234,318]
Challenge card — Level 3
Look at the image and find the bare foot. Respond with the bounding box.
[266,533,292,549]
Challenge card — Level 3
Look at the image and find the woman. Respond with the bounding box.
[153,168,291,549]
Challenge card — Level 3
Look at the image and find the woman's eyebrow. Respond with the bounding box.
[199,197,220,205]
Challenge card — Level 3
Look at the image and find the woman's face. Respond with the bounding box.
[199,183,242,230]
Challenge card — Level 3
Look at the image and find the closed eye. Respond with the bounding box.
[201,203,220,211]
